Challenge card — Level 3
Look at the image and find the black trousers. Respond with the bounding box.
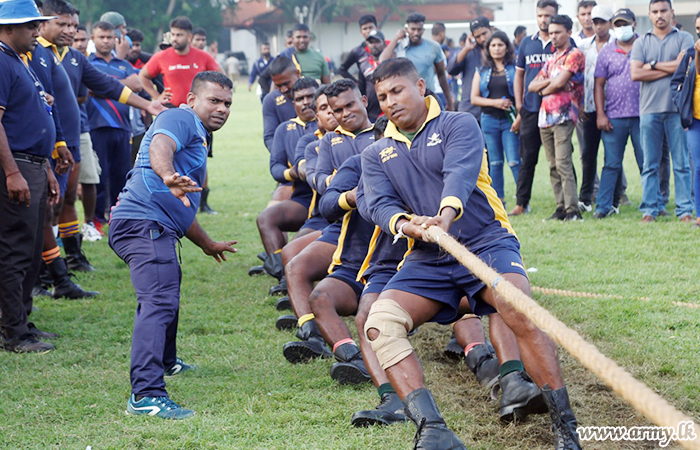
[579,113,601,205]
[0,157,47,339]
[515,109,541,207]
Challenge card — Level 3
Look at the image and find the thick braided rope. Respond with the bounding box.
[426,226,700,450]
[532,286,700,310]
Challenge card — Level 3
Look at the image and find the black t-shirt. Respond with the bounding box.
[482,72,512,117]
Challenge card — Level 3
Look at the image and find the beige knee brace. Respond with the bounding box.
[364,299,414,370]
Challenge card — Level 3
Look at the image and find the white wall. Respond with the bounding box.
[230,28,258,66]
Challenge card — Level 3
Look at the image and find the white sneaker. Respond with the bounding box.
[82,222,102,242]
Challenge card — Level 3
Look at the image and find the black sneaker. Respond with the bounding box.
[546,207,566,221]
[1,334,55,354]
[27,323,59,340]
[275,296,292,311]
[563,211,583,222]
[351,392,409,427]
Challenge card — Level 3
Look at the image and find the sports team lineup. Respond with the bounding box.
[1,0,700,449]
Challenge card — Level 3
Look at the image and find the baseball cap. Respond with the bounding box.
[100,11,126,27]
[470,16,490,33]
[366,29,385,42]
[0,0,55,25]
[611,8,636,25]
[591,5,613,22]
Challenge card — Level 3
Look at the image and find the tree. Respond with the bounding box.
[71,0,235,52]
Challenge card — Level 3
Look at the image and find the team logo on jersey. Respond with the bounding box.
[287,123,297,130]
[331,136,343,146]
[275,95,286,106]
[39,57,47,67]
[427,133,442,147]
[193,63,199,69]
[380,146,397,163]
[70,57,78,66]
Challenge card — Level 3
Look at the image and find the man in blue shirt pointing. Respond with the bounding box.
[109,71,237,419]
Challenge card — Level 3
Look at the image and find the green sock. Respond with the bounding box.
[499,360,525,379]
[377,382,395,397]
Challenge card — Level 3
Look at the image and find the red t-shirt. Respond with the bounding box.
[144,46,220,106]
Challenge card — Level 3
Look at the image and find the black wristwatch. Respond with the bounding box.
[650,60,657,70]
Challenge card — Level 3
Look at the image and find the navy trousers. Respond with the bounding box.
[91,127,131,221]
[109,219,180,398]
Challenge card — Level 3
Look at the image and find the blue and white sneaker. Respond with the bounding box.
[165,357,197,376]
[126,394,195,420]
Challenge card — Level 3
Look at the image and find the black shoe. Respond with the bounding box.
[443,334,463,361]
[269,276,288,296]
[257,252,268,262]
[63,234,96,272]
[464,343,499,388]
[27,323,58,340]
[276,296,292,311]
[404,388,467,450]
[330,343,372,384]
[1,333,55,354]
[31,285,52,298]
[546,207,566,221]
[563,211,583,222]
[542,385,582,450]
[248,265,265,276]
[498,371,547,423]
[283,338,332,363]
[47,258,99,300]
[199,187,218,214]
[263,252,284,280]
[275,314,297,331]
[351,392,409,427]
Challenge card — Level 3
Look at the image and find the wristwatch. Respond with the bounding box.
[650,60,657,70]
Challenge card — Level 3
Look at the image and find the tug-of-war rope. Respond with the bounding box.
[531,286,700,310]
[425,226,700,450]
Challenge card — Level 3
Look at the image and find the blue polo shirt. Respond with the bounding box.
[110,105,210,237]
[26,43,66,147]
[87,54,137,132]
[0,43,55,157]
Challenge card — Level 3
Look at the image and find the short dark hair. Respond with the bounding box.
[126,28,144,43]
[191,71,233,94]
[193,27,206,37]
[77,24,86,33]
[286,29,293,38]
[577,1,597,11]
[406,13,426,25]
[269,56,297,76]
[92,21,115,33]
[549,14,573,31]
[261,42,270,47]
[292,23,310,34]
[372,58,419,85]
[170,16,193,32]
[649,0,671,7]
[536,0,560,12]
[41,0,75,16]
[292,77,320,97]
[482,31,515,68]
[514,25,527,37]
[432,22,446,36]
[324,79,359,99]
[696,10,700,19]
[314,85,328,104]
[358,14,377,27]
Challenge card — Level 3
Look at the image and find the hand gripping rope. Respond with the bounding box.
[425,226,700,450]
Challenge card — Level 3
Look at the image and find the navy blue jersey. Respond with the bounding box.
[314,125,374,196]
[26,43,65,147]
[320,154,374,273]
[248,56,271,85]
[361,96,516,262]
[262,88,295,151]
[269,117,317,183]
[294,132,318,169]
[87,54,137,132]
[0,44,55,157]
[110,105,210,237]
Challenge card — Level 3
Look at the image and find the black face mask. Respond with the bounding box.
[697,32,700,39]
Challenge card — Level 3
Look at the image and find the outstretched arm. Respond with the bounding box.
[185,219,237,262]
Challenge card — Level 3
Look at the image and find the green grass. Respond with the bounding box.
[1,87,698,450]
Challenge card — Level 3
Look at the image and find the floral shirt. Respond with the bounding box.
[537,46,585,128]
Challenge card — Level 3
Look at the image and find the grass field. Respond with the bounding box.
[1,87,699,450]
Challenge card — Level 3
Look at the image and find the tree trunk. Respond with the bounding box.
[153,0,180,52]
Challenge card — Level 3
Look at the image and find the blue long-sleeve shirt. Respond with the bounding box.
[361,96,516,262]
[248,56,271,85]
[313,125,374,196]
[262,88,295,151]
[27,45,65,147]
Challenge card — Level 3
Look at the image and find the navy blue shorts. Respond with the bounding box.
[317,221,342,245]
[301,215,329,231]
[290,190,313,210]
[328,266,364,298]
[384,236,527,324]
[362,269,396,296]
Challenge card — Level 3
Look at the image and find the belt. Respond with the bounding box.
[13,152,48,165]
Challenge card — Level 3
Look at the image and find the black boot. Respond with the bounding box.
[443,333,464,361]
[63,234,96,272]
[248,265,265,276]
[269,275,287,296]
[47,258,99,299]
[275,296,292,311]
[542,385,582,450]
[275,314,298,331]
[263,252,284,280]
[199,187,218,214]
[403,388,468,450]
[330,343,372,384]
[351,392,409,427]
[282,319,332,363]
[498,370,547,423]
[464,343,499,388]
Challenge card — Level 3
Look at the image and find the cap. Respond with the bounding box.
[100,11,126,27]
[366,29,385,42]
[591,5,613,22]
[611,8,636,25]
[470,16,490,33]
[0,0,55,25]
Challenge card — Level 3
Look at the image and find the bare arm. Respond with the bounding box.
[514,68,525,111]
[149,134,201,207]
[321,74,331,84]
[379,29,404,63]
[121,73,143,92]
[540,69,573,96]
[456,37,476,64]
[528,76,550,93]
[471,71,500,107]
[124,93,166,116]
[185,218,237,262]
[630,60,670,81]
[138,67,161,99]
[695,42,700,75]
[594,77,612,132]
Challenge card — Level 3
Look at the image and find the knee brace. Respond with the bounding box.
[364,299,414,370]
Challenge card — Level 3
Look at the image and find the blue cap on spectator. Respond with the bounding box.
[0,0,55,25]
